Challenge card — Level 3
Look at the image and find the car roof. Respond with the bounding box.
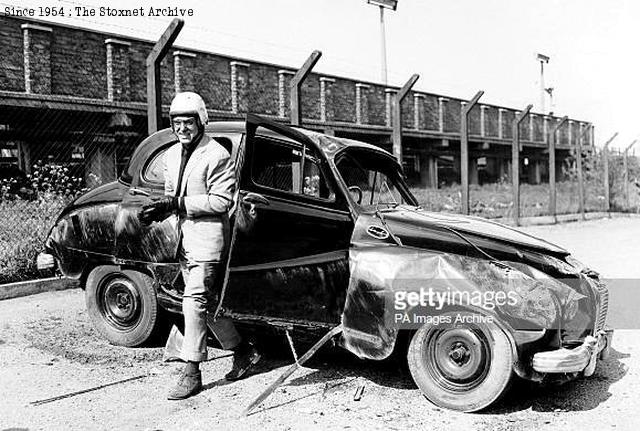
[206,121,395,159]
[121,120,399,183]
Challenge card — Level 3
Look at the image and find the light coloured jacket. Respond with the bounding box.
[164,134,235,261]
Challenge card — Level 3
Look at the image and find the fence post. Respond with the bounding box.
[602,133,618,216]
[146,19,184,134]
[460,90,484,215]
[576,124,590,220]
[511,104,532,226]
[624,140,637,210]
[290,51,322,126]
[392,74,420,163]
[548,116,568,223]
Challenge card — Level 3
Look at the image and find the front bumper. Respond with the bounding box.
[532,329,613,376]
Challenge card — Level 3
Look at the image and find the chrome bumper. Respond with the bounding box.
[36,252,56,270]
[532,329,613,376]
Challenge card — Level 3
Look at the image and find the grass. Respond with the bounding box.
[409,180,638,219]
[0,197,68,284]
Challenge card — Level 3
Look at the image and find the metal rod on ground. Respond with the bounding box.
[460,90,484,215]
[30,374,148,406]
[290,51,322,126]
[548,116,568,224]
[146,19,184,134]
[602,133,618,216]
[285,327,299,364]
[242,324,343,417]
[512,104,533,226]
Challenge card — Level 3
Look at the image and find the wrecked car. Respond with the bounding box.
[38,114,612,412]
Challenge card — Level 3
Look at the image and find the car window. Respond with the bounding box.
[141,135,239,185]
[143,149,166,183]
[252,136,333,200]
[336,149,415,208]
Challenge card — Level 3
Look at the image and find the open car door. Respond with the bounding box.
[222,115,354,326]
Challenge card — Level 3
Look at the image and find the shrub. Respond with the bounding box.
[0,161,91,284]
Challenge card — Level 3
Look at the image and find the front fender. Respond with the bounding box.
[340,245,578,360]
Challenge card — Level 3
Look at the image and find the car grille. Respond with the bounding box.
[592,278,609,332]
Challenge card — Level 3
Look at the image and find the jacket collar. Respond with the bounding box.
[179,134,210,195]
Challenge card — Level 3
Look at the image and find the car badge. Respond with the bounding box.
[367,225,389,240]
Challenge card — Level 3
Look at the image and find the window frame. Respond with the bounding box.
[141,146,170,186]
[138,133,241,189]
[249,134,336,204]
[333,147,418,209]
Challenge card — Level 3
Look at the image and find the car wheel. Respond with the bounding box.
[407,310,514,412]
[85,266,160,347]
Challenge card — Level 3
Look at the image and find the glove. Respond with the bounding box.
[138,196,182,226]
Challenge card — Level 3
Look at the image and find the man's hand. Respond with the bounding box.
[138,196,181,226]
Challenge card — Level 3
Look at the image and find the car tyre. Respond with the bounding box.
[85,266,160,347]
[407,310,514,412]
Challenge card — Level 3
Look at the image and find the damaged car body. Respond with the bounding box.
[39,114,613,412]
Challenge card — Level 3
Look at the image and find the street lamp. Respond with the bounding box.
[536,53,550,113]
[367,0,398,85]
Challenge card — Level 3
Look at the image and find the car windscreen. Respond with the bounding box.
[335,148,417,209]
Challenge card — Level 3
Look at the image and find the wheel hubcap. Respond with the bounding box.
[427,326,491,390]
[100,276,141,329]
[449,342,471,364]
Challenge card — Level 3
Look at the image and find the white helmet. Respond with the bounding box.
[169,91,208,125]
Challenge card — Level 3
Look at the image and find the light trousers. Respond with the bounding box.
[179,247,220,362]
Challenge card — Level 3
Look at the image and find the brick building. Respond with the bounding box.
[0,14,593,188]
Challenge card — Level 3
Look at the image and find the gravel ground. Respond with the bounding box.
[1,216,639,431]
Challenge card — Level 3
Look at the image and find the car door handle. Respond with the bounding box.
[129,188,150,197]
[242,192,269,206]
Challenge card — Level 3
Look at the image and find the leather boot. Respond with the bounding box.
[225,343,261,381]
[167,370,202,400]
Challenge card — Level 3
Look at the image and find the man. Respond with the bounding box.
[139,91,260,400]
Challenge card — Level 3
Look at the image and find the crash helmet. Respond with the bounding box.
[169,91,208,126]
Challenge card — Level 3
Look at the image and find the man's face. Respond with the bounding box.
[172,115,199,146]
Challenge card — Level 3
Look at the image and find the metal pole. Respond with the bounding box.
[512,104,533,226]
[290,50,322,126]
[540,61,545,114]
[379,6,388,85]
[392,74,420,163]
[146,19,184,134]
[576,125,589,220]
[460,90,484,215]
[602,133,618,216]
[624,140,637,210]
[548,116,568,223]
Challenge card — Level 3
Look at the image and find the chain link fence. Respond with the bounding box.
[1,104,639,284]
[0,106,147,284]
[404,148,640,220]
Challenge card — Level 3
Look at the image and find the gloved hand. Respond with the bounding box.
[138,196,182,226]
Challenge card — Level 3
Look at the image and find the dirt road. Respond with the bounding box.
[1,217,639,430]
